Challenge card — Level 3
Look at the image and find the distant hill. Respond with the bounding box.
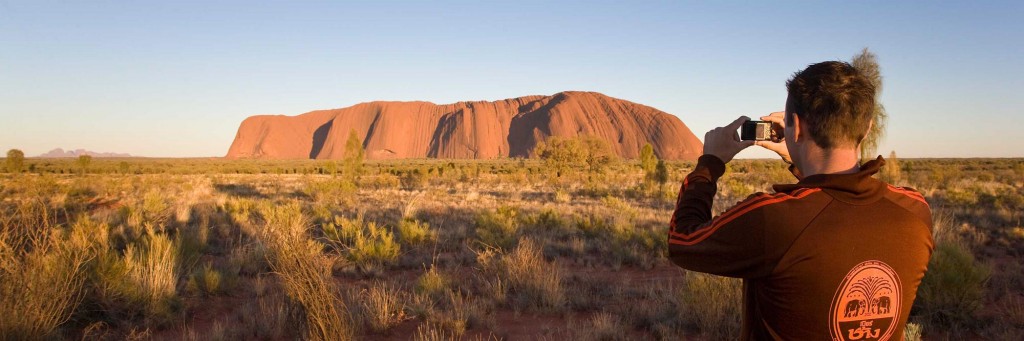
[38,148,132,158]
[226,91,702,160]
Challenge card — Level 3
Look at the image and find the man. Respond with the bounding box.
[668,61,932,340]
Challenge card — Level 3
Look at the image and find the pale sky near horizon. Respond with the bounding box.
[1,1,1021,158]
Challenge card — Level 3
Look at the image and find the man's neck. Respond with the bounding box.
[797,147,861,177]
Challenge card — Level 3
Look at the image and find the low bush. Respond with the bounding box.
[416,267,450,298]
[322,215,401,273]
[915,242,990,327]
[474,206,520,250]
[398,218,435,246]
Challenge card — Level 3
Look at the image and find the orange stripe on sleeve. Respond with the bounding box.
[670,188,821,246]
[669,188,811,240]
[668,191,775,239]
[886,185,929,206]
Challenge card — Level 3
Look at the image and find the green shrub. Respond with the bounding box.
[400,168,431,190]
[915,242,990,326]
[416,267,450,298]
[398,218,434,246]
[521,208,570,238]
[305,178,357,206]
[5,149,25,173]
[349,221,400,270]
[187,262,233,296]
[475,206,520,250]
[322,215,400,272]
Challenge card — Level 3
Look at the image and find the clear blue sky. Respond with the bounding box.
[2,1,1021,158]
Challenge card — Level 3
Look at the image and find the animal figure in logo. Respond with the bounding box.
[877,296,891,314]
[844,299,866,317]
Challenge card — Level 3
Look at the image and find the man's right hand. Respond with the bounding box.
[755,111,792,164]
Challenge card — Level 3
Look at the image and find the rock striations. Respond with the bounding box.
[226,91,702,160]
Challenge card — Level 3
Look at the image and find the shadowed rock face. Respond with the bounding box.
[226,91,702,160]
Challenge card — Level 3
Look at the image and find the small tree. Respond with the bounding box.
[534,135,618,176]
[6,149,25,174]
[534,136,585,177]
[343,129,365,179]
[852,48,887,161]
[581,136,617,174]
[118,161,131,174]
[76,155,92,175]
[655,159,669,193]
[324,161,338,177]
[639,143,657,182]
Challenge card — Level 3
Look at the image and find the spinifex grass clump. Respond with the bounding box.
[397,218,435,246]
[358,281,407,333]
[913,211,992,329]
[93,227,181,325]
[0,219,89,338]
[915,242,990,326]
[257,203,352,340]
[680,271,742,339]
[475,206,520,250]
[479,238,564,311]
[322,215,401,274]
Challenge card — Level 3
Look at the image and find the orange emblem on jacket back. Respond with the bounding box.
[829,260,902,340]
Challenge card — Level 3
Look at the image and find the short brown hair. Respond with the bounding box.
[785,61,876,149]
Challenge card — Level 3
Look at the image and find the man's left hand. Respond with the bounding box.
[703,116,756,163]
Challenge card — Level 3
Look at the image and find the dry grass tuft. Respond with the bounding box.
[414,322,458,341]
[0,223,89,338]
[122,232,179,320]
[904,322,923,341]
[359,281,407,333]
[258,203,352,340]
[679,271,741,339]
[570,312,628,340]
[482,238,564,311]
[416,266,450,298]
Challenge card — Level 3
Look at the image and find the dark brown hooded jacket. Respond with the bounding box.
[668,155,933,340]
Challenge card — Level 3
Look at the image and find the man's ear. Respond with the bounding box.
[791,113,802,143]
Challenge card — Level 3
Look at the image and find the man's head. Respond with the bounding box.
[784,61,876,167]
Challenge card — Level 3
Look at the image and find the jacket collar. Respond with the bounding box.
[773,156,886,204]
